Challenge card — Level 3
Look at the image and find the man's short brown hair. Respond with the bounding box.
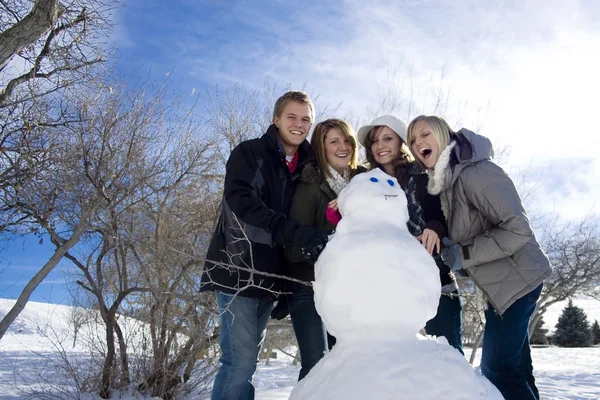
[273,91,315,122]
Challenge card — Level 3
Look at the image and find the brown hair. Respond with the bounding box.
[406,115,455,169]
[311,119,358,180]
[272,91,315,122]
[364,125,413,185]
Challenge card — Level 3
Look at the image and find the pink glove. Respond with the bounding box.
[325,206,342,226]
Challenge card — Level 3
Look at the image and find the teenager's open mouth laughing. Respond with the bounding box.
[335,153,349,158]
[419,148,432,159]
[291,130,304,136]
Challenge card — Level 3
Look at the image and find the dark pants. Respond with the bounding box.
[425,291,464,354]
[211,291,275,400]
[481,284,543,400]
[287,282,328,380]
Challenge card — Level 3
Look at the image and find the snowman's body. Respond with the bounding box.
[289,169,503,400]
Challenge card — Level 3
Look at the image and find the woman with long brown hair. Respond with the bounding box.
[283,118,364,380]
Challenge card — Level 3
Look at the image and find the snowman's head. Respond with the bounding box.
[337,168,408,225]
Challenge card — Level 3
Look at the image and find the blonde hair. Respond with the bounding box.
[363,125,413,185]
[311,119,358,180]
[273,91,315,122]
[406,115,455,168]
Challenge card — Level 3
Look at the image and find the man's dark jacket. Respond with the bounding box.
[200,124,315,298]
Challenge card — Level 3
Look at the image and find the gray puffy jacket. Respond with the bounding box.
[441,129,552,315]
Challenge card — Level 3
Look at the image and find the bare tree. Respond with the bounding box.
[0,0,115,338]
[530,216,600,334]
[205,84,262,168]
[205,82,342,173]
[366,63,456,124]
[0,98,97,340]
[40,75,219,398]
[0,0,114,107]
[458,280,487,364]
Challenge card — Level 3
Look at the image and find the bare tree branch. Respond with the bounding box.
[0,0,61,71]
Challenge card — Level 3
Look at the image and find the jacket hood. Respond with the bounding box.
[453,128,494,164]
[301,163,323,184]
[449,128,494,185]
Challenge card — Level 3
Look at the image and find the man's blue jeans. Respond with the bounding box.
[425,291,464,354]
[287,282,328,380]
[481,283,543,400]
[211,291,275,400]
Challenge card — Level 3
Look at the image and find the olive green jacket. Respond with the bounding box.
[284,163,365,282]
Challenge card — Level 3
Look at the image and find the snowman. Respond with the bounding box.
[289,169,503,400]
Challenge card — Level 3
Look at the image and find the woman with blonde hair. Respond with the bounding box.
[282,118,365,380]
[357,114,464,354]
[406,115,551,400]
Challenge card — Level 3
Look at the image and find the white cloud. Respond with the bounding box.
[120,0,600,220]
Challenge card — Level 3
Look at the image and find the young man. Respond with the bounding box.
[201,91,329,400]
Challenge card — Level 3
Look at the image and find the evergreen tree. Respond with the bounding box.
[592,320,600,345]
[530,316,549,345]
[553,300,593,347]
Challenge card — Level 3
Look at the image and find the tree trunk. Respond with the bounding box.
[114,321,131,388]
[469,328,485,365]
[529,311,543,340]
[72,325,79,348]
[0,0,61,72]
[0,222,87,339]
[265,347,272,365]
[100,317,116,399]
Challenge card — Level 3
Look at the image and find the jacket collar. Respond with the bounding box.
[263,124,315,172]
[300,163,337,199]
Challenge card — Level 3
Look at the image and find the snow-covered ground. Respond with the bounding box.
[251,346,600,400]
[1,299,599,399]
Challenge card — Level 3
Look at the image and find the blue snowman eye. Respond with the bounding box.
[387,179,395,186]
[370,177,379,182]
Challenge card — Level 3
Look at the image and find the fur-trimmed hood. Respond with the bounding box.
[301,163,324,185]
[300,163,368,185]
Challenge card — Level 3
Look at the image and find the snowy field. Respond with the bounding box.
[1,299,599,399]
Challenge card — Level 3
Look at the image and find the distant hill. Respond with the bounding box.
[0,299,148,353]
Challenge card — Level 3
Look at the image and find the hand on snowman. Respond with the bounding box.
[440,237,464,271]
[416,228,440,255]
[301,231,329,264]
[273,220,329,264]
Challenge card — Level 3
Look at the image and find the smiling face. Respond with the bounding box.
[369,126,402,175]
[273,100,313,156]
[324,128,352,175]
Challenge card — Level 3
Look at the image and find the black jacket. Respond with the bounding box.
[200,124,315,298]
[400,164,456,287]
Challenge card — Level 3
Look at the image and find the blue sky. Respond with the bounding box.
[1,234,74,304]
[113,0,598,219]
[2,0,599,304]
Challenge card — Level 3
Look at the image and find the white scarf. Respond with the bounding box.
[427,141,456,219]
[325,165,351,195]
